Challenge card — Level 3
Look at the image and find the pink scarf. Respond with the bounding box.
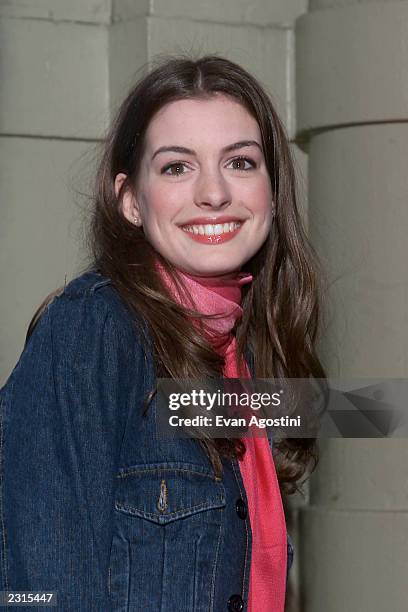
[158,264,288,611]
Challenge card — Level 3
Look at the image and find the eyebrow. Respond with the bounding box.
[151,140,263,161]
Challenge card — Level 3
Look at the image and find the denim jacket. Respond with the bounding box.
[0,271,294,611]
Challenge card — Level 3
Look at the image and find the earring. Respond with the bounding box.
[133,215,141,226]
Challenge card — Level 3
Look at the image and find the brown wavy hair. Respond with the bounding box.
[28,55,326,494]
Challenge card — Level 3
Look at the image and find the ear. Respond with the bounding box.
[114,172,143,227]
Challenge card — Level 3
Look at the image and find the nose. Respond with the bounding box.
[193,167,232,209]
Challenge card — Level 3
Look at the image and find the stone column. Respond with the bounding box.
[0,0,146,381]
[296,1,408,610]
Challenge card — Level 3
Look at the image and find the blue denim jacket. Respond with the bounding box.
[0,271,294,611]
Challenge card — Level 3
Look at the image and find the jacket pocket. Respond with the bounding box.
[110,463,226,612]
[114,462,226,522]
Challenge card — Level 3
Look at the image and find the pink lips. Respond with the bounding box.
[179,216,244,245]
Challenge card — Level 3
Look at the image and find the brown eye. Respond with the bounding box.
[228,157,256,171]
[162,162,186,176]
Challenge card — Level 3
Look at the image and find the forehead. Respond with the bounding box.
[144,94,261,150]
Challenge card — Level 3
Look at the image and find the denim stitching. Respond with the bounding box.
[126,539,131,612]
[62,274,111,299]
[88,279,112,294]
[115,499,225,521]
[208,507,223,611]
[117,466,221,482]
[193,536,198,611]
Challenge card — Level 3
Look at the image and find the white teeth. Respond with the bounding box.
[182,222,242,236]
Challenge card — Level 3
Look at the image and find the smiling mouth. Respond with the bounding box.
[180,221,243,244]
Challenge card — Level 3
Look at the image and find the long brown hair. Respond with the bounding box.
[29,55,326,494]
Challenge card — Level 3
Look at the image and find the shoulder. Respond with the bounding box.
[1,271,152,423]
[58,269,124,317]
[61,269,115,299]
[53,269,143,326]
[27,269,150,361]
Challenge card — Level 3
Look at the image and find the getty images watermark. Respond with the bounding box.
[166,386,300,430]
[156,378,408,438]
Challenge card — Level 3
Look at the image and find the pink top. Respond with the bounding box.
[157,265,288,611]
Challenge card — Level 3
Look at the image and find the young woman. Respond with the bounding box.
[0,56,324,611]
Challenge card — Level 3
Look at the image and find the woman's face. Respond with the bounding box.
[117,93,273,277]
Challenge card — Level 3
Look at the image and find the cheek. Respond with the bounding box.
[256,176,273,203]
[252,183,274,234]
[238,178,272,217]
[140,184,186,225]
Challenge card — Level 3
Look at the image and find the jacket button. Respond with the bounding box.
[235,498,247,520]
[227,594,244,611]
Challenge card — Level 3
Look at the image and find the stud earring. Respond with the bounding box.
[133,215,141,226]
